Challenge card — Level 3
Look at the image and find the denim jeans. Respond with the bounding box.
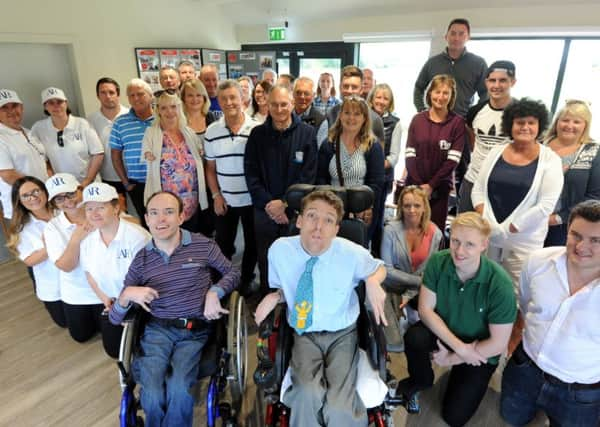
[501,349,600,426]
[132,321,212,427]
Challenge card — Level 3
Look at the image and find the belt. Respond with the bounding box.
[515,344,600,390]
[150,316,209,330]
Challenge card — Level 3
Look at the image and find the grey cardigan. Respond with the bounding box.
[380,220,443,293]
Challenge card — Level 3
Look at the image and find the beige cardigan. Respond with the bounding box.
[141,125,208,210]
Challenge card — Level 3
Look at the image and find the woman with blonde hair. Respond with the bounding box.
[405,74,465,232]
[317,95,384,240]
[543,99,600,245]
[7,176,63,327]
[141,90,208,233]
[180,79,218,139]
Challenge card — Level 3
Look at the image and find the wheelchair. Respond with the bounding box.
[117,291,248,427]
[252,184,403,427]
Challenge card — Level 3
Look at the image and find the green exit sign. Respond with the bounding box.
[269,27,286,41]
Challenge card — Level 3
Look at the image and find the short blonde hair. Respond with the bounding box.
[545,100,593,145]
[451,212,491,238]
[367,83,395,113]
[153,91,188,130]
[425,74,457,112]
[180,79,210,117]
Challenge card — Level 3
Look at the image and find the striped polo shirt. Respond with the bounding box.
[109,109,154,182]
[204,114,258,207]
[109,230,240,325]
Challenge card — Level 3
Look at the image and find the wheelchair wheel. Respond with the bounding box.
[227,291,248,406]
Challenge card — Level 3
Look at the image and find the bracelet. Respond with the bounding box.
[212,191,221,199]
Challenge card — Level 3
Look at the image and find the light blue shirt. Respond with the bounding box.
[268,235,383,333]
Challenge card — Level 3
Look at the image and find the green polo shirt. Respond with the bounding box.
[423,250,517,365]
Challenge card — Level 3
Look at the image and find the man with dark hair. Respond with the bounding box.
[325,65,384,143]
[277,73,296,91]
[457,61,516,213]
[109,190,239,427]
[414,18,487,117]
[245,85,318,296]
[500,200,600,427]
[88,77,128,208]
[177,60,197,83]
[205,80,259,296]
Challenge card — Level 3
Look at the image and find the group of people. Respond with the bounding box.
[0,15,599,427]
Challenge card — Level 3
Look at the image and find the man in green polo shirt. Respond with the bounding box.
[395,212,516,426]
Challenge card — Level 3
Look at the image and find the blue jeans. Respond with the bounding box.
[132,321,212,427]
[501,351,600,426]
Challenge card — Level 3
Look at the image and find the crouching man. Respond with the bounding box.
[109,191,240,427]
[255,190,387,426]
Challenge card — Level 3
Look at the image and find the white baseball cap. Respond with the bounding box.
[0,89,23,108]
[45,173,80,201]
[41,87,68,104]
[78,182,119,207]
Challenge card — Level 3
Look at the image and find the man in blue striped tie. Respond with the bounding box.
[255,190,387,427]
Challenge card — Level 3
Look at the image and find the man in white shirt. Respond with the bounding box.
[87,77,128,210]
[500,200,600,426]
[0,89,51,218]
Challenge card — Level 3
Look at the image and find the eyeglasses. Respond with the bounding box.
[20,188,42,201]
[57,130,64,147]
[53,191,77,204]
[343,94,368,104]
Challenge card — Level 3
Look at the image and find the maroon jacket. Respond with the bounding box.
[405,110,465,190]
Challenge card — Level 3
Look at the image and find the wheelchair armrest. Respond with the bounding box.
[258,309,277,339]
[355,282,388,381]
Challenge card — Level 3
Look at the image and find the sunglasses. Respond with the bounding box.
[53,191,77,204]
[57,130,64,147]
[154,88,178,98]
[20,188,42,201]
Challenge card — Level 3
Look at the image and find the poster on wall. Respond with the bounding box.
[202,49,227,80]
[226,50,277,79]
[135,49,161,91]
[159,49,180,68]
[178,49,201,70]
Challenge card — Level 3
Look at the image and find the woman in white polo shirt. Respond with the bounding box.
[79,182,150,358]
[6,176,63,327]
[43,173,100,345]
[31,87,104,188]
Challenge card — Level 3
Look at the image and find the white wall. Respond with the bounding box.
[236,3,600,50]
[0,0,239,116]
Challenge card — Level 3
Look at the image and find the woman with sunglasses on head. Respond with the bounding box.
[31,87,104,188]
[6,176,64,327]
[405,74,465,232]
[142,90,208,234]
[43,173,102,345]
[543,100,600,246]
[246,80,272,124]
[317,95,385,242]
[79,182,150,357]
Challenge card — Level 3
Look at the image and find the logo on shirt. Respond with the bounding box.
[439,139,451,150]
[73,132,82,141]
[118,249,132,259]
[47,88,60,96]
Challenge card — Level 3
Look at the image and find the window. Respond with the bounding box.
[298,58,342,90]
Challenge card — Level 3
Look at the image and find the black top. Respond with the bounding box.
[488,156,538,223]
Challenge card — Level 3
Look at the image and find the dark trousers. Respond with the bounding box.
[215,205,257,290]
[399,322,497,427]
[371,179,392,257]
[254,209,289,296]
[44,300,67,328]
[63,302,123,358]
[456,179,474,214]
[429,187,451,233]
[127,179,147,229]
[544,224,567,247]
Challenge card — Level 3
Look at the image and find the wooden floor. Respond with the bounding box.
[0,258,548,427]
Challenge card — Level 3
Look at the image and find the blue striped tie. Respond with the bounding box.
[290,256,318,334]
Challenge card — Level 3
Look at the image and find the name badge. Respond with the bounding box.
[294,151,304,163]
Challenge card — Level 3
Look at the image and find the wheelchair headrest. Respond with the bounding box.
[285,184,374,216]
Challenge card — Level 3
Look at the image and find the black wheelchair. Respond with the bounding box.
[252,184,403,427]
[117,291,248,427]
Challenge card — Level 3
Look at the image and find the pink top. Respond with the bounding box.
[410,222,436,271]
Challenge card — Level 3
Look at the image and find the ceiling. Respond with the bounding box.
[203,0,594,26]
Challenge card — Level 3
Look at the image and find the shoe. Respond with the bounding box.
[404,392,420,414]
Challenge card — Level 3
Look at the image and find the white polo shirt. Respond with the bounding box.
[87,106,128,182]
[520,246,600,384]
[31,115,104,183]
[17,213,60,301]
[0,122,48,218]
[204,114,259,207]
[80,219,150,299]
[43,211,100,305]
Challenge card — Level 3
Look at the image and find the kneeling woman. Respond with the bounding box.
[7,176,64,327]
[395,212,516,427]
[79,183,151,357]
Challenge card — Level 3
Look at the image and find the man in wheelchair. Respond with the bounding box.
[108,191,240,427]
[254,189,387,427]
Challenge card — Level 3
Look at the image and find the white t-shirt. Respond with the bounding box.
[31,115,104,183]
[87,106,128,182]
[0,122,48,218]
[80,219,150,299]
[17,213,60,301]
[43,211,100,305]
